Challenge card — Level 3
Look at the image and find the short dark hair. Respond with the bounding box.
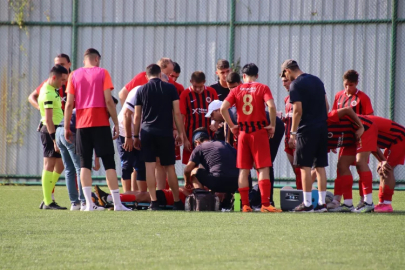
[84,48,101,58]
[226,72,241,84]
[56,53,71,63]
[216,59,230,70]
[190,71,206,83]
[146,64,161,77]
[242,63,258,76]
[192,127,210,145]
[343,70,359,83]
[49,65,68,77]
[173,62,181,73]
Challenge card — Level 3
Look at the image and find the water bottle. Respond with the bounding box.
[234,193,241,212]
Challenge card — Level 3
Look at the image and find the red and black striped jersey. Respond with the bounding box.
[180,86,218,141]
[284,95,293,146]
[332,89,373,115]
[364,115,405,149]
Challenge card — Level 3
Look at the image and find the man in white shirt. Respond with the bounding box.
[116,85,147,192]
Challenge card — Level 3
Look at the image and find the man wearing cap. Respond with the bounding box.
[281,59,329,212]
[183,127,239,201]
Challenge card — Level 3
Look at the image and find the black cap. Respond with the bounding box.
[280,59,299,77]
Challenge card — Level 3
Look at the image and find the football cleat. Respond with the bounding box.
[314,204,328,212]
[43,202,67,210]
[374,203,393,213]
[352,202,374,213]
[242,205,253,212]
[261,205,282,213]
[328,204,354,212]
[70,202,81,211]
[39,201,44,209]
[292,203,314,212]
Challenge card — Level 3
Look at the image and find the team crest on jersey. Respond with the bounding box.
[206,97,212,103]
[351,100,357,107]
[328,132,333,138]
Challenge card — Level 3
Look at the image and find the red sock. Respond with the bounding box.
[341,175,354,200]
[378,185,384,203]
[294,168,302,190]
[334,176,343,197]
[238,187,250,207]
[383,185,394,202]
[120,194,136,202]
[259,179,271,207]
[359,171,372,195]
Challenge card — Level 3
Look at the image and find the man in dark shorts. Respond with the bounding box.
[133,64,186,210]
[281,59,329,212]
[64,48,130,211]
[38,65,69,210]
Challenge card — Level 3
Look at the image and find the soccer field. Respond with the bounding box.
[1,186,404,270]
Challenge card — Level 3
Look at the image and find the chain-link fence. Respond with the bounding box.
[1,0,404,187]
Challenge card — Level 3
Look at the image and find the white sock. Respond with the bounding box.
[303,192,312,207]
[107,195,113,203]
[383,200,392,205]
[344,199,353,206]
[318,191,326,205]
[364,193,373,204]
[51,193,55,201]
[110,189,122,206]
[82,187,93,209]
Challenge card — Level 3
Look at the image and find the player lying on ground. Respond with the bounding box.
[93,185,190,209]
[221,63,281,213]
[183,127,239,210]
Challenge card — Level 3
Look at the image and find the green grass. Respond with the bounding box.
[0,186,404,270]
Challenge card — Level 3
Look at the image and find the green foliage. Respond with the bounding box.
[8,0,33,33]
[231,57,241,74]
[0,186,404,269]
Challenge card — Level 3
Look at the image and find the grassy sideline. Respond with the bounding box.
[0,186,404,270]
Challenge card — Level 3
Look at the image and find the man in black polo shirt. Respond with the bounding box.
[133,64,186,210]
[281,59,329,212]
[210,59,231,101]
[183,127,239,209]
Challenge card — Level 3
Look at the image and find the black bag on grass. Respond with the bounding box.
[185,189,220,211]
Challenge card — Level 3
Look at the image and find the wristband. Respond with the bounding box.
[290,132,297,135]
[50,132,56,140]
[133,135,139,138]
[126,136,132,139]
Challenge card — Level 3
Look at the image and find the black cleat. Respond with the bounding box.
[292,202,314,212]
[314,203,328,212]
[172,200,185,211]
[43,202,67,210]
[94,185,109,207]
[39,201,44,209]
[148,201,161,211]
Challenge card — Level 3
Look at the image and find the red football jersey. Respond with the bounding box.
[225,82,273,133]
[126,71,184,96]
[332,89,373,115]
[284,95,293,147]
[364,115,405,149]
[180,86,218,141]
[36,79,67,110]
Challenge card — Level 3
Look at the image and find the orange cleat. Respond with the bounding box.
[261,205,282,213]
[242,205,253,212]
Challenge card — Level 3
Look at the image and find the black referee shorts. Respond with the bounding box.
[195,168,239,193]
[140,129,175,166]
[40,125,61,158]
[76,126,115,170]
[294,124,328,168]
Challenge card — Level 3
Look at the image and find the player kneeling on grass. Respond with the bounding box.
[93,185,190,209]
[221,63,282,213]
[367,116,405,212]
[183,127,239,210]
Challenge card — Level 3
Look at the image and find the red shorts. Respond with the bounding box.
[163,189,186,205]
[175,145,181,161]
[237,129,271,169]
[384,139,405,167]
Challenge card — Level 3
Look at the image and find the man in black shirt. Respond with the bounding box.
[210,59,231,101]
[183,127,239,195]
[281,59,329,212]
[134,64,186,210]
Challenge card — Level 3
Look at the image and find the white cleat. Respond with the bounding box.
[70,202,81,211]
[114,204,132,211]
[83,204,105,211]
[80,203,86,211]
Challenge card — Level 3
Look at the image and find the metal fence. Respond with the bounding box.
[0,0,404,186]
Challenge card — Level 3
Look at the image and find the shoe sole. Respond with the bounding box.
[293,210,314,212]
[94,186,106,207]
[261,209,282,213]
[314,209,328,213]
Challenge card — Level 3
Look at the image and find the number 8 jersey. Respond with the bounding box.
[225,82,274,133]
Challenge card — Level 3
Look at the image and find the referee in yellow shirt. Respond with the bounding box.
[38,65,68,210]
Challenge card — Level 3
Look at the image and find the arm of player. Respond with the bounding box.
[265,99,277,138]
[220,100,238,135]
[289,102,302,149]
[104,89,119,140]
[28,90,40,110]
[133,105,142,150]
[372,148,392,177]
[172,100,185,147]
[123,107,134,152]
[184,161,197,190]
[336,107,364,140]
[325,95,330,112]
[64,93,74,143]
[118,86,129,106]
